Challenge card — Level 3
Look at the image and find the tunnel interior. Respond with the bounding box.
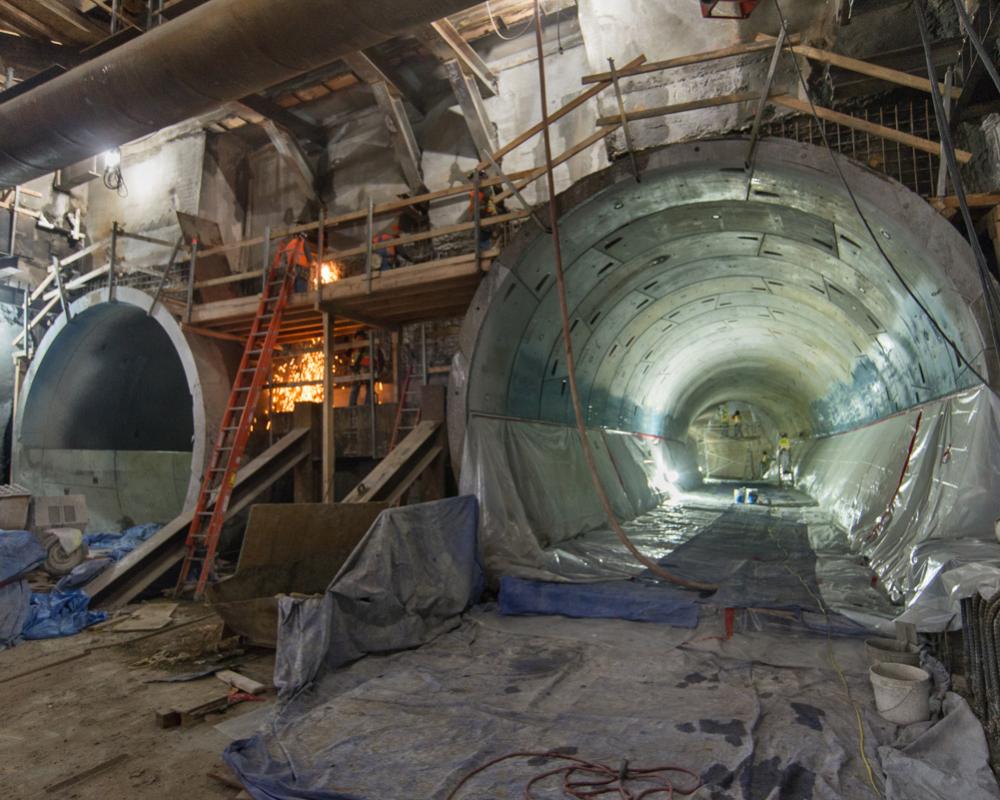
[456,139,991,578]
[461,139,986,449]
[17,302,195,532]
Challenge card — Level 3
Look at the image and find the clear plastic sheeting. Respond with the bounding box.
[796,386,1000,606]
[458,415,688,580]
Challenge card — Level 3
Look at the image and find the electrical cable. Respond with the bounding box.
[487,0,536,40]
[771,0,993,390]
[915,0,1000,362]
[445,750,702,799]
[952,0,1000,100]
[532,0,716,593]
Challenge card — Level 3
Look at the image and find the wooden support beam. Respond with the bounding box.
[342,51,401,95]
[596,91,760,126]
[770,94,972,163]
[786,42,961,100]
[322,311,335,503]
[236,95,326,146]
[581,39,798,84]
[0,3,68,42]
[928,193,1000,209]
[445,58,498,158]
[15,0,105,40]
[371,82,426,194]
[261,119,318,200]
[415,19,497,97]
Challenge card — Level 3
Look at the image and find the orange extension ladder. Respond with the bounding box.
[176,237,311,597]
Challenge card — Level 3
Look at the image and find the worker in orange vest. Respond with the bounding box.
[469,170,497,249]
[373,224,400,270]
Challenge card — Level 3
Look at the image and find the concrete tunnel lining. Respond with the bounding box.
[451,139,992,473]
[14,287,233,532]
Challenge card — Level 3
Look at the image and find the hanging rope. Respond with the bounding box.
[531,0,716,592]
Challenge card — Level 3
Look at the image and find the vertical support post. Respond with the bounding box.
[936,67,954,198]
[369,329,376,458]
[421,322,428,385]
[149,236,184,316]
[472,170,483,272]
[8,186,19,256]
[261,224,271,294]
[365,198,374,295]
[51,255,72,323]
[21,280,29,359]
[110,0,120,33]
[108,222,119,302]
[322,312,336,503]
[316,206,326,292]
[391,329,401,404]
[185,238,199,324]
[293,402,321,503]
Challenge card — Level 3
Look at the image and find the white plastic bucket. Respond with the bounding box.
[869,663,931,725]
[864,638,920,667]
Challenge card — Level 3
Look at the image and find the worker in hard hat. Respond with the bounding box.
[732,409,742,439]
[778,433,792,485]
[469,170,498,249]
[719,406,730,438]
[372,224,401,271]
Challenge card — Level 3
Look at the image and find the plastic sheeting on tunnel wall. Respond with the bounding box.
[458,415,695,579]
[795,386,1000,604]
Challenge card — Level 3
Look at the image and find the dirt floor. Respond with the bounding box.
[0,601,274,799]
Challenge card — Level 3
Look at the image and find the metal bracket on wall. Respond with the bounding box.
[184,238,199,324]
[744,26,788,199]
[608,57,640,183]
[148,236,185,317]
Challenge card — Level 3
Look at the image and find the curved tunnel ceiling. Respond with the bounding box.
[456,139,992,444]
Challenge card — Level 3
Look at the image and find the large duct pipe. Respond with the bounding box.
[0,0,478,187]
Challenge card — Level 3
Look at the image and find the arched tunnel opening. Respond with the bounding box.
[453,139,996,598]
[14,288,232,532]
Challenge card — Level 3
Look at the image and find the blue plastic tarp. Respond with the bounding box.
[21,589,107,640]
[0,531,46,647]
[499,576,699,628]
[55,558,114,593]
[84,522,162,561]
[0,530,45,583]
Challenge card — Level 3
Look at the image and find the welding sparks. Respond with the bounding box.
[269,340,326,413]
[320,260,342,284]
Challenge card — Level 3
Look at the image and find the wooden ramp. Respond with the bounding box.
[85,428,311,610]
[343,420,445,504]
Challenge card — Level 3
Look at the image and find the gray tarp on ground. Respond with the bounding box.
[225,609,901,800]
[881,692,1000,800]
[270,495,482,697]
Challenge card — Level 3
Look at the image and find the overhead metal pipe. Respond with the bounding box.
[0,0,479,187]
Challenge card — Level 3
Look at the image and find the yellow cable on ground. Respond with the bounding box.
[765,515,883,797]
